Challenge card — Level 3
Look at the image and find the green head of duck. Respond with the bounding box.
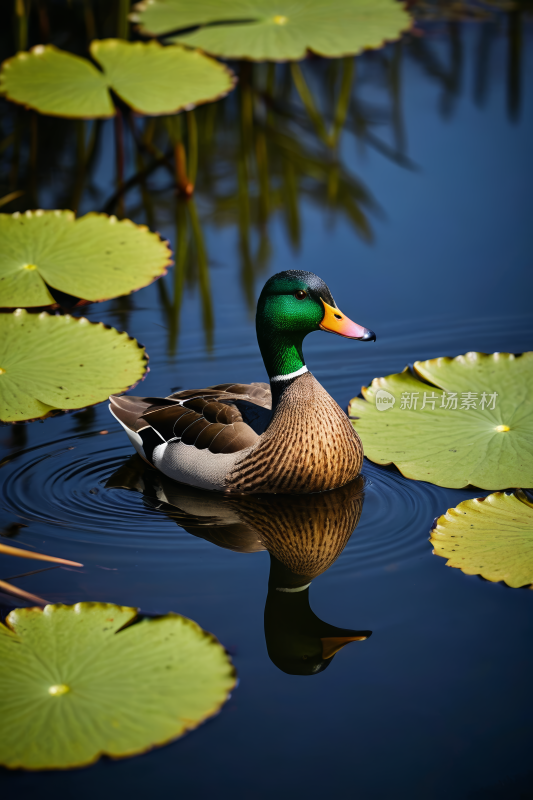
[256,270,375,380]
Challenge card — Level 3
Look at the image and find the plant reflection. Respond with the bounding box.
[0,3,526,351]
[107,457,371,676]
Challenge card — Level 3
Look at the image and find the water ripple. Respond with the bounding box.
[0,433,180,547]
[342,461,442,574]
[0,430,441,572]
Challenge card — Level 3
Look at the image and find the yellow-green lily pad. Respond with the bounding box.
[90,39,236,115]
[0,40,235,118]
[430,490,533,588]
[349,352,533,490]
[131,0,412,62]
[0,309,147,422]
[0,602,236,770]
[0,45,112,118]
[0,210,172,307]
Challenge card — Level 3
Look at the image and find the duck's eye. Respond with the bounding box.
[294,290,307,300]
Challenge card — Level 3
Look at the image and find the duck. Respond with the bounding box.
[109,270,375,494]
[107,456,372,675]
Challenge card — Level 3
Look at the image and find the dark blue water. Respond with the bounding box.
[1,21,532,799]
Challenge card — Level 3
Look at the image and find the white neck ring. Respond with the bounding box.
[270,365,308,383]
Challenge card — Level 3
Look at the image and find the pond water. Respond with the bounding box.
[1,14,533,800]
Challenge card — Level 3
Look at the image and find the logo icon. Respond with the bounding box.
[375,389,396,411]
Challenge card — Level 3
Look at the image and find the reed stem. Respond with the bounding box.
[15,0,28,52]
[117,0,130,39]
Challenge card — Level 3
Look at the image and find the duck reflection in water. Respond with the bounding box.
[107,458,371,676]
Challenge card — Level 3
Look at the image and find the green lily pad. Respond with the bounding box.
[132,0,412,61]
[0,309,147,422]
[0,40,235,118]
[430,490,533,588]
[0,210,172,307]
[90,39,235,115]
[348,352,533,490]
[0,45,113,118]
[0,602,236,770]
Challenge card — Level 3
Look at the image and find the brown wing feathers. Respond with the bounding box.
[113,383,271,456]
[193,383,272,410]
[109,395,181,432]
[140,404,191,440]
[207,421,259,454]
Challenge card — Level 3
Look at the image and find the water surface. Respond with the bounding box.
[1,18,532,800]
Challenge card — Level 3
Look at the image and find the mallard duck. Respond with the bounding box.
[107,457,371,675]
[110,270,375,494]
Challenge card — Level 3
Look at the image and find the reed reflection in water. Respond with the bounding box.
[0,6,525,351]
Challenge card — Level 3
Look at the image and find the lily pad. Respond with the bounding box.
[90,39,235,115]
[0,210,172,307]
[0,45,113,118]
[0,602,236,770]
[0,309,147,422]
[348,352,533,490]
[132,0,412,61]
[430,490,533,588]
[0,40,235,118]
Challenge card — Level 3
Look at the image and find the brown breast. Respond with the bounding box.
[225,371,363,494]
